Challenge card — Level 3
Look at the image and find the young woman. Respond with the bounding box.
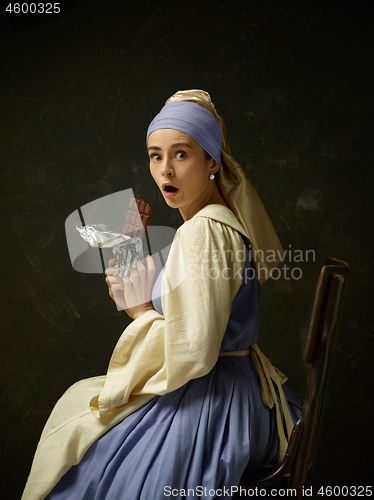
[23,90,301,500]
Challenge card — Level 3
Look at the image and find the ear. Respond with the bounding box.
[209,159,220,175]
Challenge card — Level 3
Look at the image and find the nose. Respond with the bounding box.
[161,158,174,176]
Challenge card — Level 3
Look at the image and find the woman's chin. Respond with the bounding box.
[164,197,180,208]
[162,191,181,207]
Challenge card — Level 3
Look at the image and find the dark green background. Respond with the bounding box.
[1,0,373,498]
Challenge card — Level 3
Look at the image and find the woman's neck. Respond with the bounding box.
[179,187,227,221]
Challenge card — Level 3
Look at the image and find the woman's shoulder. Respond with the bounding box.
[180,204,249,240]
[175,205,249,258]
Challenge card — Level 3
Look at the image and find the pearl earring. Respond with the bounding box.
[210,174,215,180]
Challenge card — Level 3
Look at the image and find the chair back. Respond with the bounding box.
[240,257,349,499]
[289,257,348,492]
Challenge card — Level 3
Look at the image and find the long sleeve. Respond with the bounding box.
[90,214,246,417]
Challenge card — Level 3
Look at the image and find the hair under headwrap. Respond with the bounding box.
[147,89,284,283]
[146,101,222,165]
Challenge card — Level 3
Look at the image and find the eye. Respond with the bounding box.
[150,153,162,162]
[176,151,187,160]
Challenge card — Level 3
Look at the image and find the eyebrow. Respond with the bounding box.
[147,142,193,151]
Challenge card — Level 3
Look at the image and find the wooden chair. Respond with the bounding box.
[239,257,349,499]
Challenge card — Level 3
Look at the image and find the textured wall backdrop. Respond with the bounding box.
[0,0,373,498]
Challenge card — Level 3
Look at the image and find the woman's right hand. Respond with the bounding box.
[105,257,156,318]
[105,258,128,310]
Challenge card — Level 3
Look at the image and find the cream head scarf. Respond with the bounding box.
[148,89,284,283]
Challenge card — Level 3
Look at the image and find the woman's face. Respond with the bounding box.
[148,128,218,218]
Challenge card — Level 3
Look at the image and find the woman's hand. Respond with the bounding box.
[105,255,156,320]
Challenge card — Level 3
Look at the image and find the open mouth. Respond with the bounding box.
[162,183,179,198]
[164,185,178,193]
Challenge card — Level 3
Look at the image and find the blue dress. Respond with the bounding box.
[46,244,301,500]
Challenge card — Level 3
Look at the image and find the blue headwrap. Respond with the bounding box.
[146,101,222,164]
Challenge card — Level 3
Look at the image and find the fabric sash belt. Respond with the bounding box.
[219,344,294,466]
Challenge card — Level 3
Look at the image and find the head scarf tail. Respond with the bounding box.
[166,90,284,284]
